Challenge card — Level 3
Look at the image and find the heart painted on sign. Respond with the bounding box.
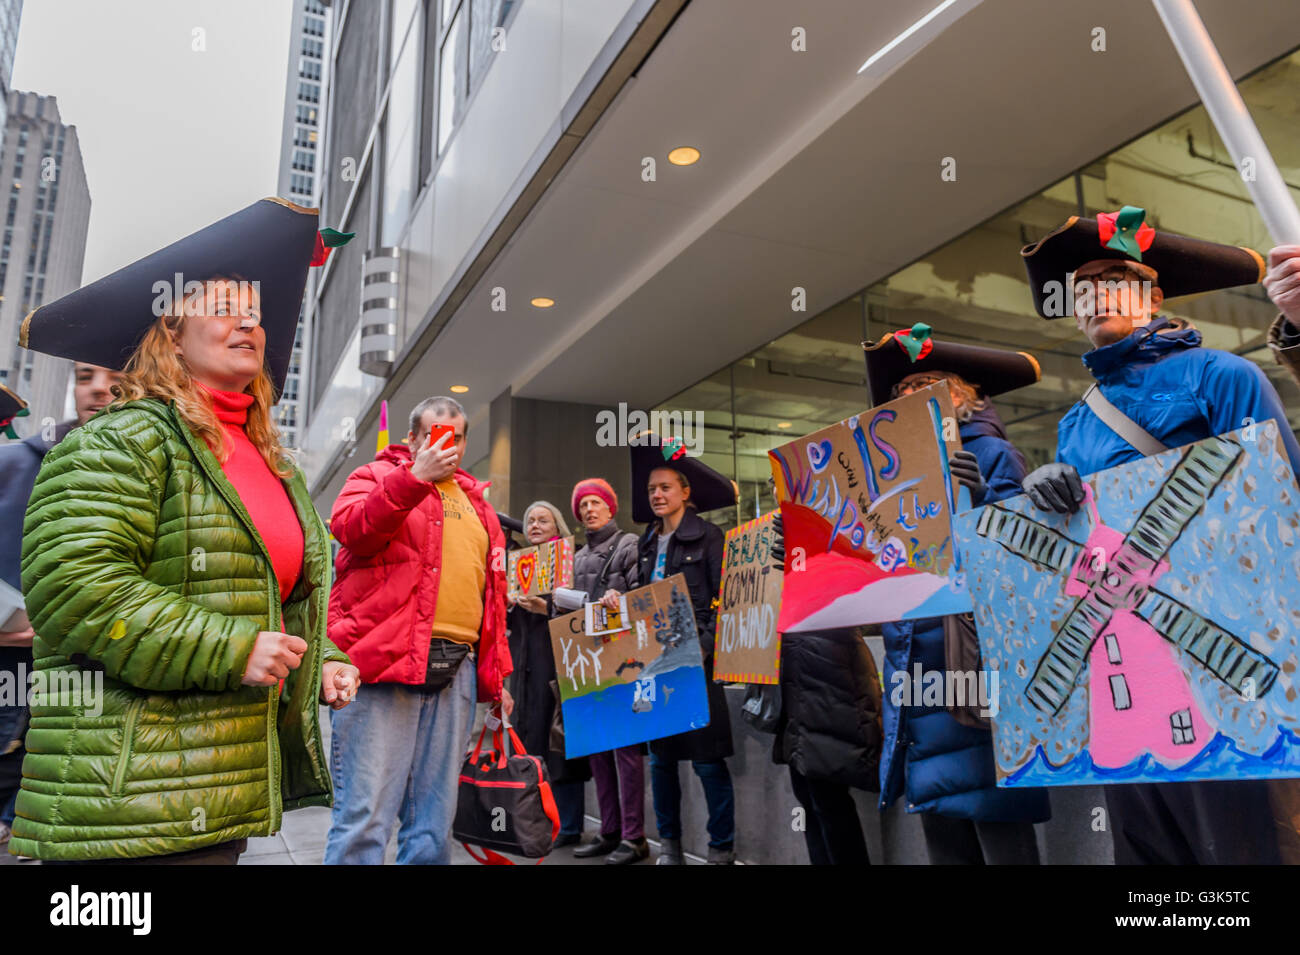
[516,553,537,594]
[806,439,833,473]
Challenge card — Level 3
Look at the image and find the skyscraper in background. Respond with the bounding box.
[0,89,89,431]
[0,0,22,133]
[273,0,329,448]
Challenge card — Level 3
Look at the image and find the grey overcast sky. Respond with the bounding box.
[11,0,293,286]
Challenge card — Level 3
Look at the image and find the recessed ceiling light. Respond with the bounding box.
[530,297,555,308]
[450,385,469,393]
[776,421,792,429]
[668,147,701,166]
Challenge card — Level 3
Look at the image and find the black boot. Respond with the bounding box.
[656,838,685,865]
[605,838,650,865]
[573,834,620,858]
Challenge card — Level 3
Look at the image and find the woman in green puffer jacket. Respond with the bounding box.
[11,199,360,863]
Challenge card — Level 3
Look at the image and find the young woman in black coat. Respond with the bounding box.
[633,456,737,865]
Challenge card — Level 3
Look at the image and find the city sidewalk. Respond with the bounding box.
[1,708,685,866]
[237,706,622,865]
[240,805,619,865]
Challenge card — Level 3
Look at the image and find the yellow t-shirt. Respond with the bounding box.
[430,478,488,645]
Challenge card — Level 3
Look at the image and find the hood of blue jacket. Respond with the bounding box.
[958,403,1011,442]
[1081,316,1200,380]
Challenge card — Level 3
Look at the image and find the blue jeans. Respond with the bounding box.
[324,659,476,865]
[649,754,735,849]
[553,780,586,837]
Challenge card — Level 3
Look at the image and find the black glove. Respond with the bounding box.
[770,512,786,567]
[1022,462,1085,514]
[948,450,987,507]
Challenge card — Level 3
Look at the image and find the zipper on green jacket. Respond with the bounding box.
[110,697,147,797]
[166,400,286,834]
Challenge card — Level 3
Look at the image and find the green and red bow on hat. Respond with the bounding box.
[0,384,28,438]
[311,227,355,267]
[1096,205,1156,262]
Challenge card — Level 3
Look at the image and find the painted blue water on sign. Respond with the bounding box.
[560,663,711,758]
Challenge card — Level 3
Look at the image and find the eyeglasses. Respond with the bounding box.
[1072,268,1149,298]
[890,374,947,399]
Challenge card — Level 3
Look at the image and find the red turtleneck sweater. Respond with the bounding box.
[201,384,304,601]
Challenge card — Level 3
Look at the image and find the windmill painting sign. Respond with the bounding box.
[954,423,1300,786]
[769,382,970,632]
[548,573,709,758]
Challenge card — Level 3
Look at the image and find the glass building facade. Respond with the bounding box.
[655,48,1300,535]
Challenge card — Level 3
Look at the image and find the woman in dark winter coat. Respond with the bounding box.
[568,478,649,865]
[864,329,1051,864]
[506,501,590,844]
[631,446,737,864]
[772,624,882,865]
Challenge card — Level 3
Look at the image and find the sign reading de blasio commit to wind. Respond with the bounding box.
[768,382,970,632]
[713,512,782,684]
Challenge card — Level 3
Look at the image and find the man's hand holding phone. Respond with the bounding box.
[411,424,459,483]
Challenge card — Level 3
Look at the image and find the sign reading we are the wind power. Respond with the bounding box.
[769,382,969,632]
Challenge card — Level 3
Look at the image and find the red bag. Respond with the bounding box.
[454,721,561,865]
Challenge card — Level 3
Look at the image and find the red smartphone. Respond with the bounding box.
[426,423,456,451]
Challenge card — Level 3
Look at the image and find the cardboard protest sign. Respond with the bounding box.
[713,512,783,684]
[954,423,1300,786]
[768,382,969,632]
[507,536,574,600]
[548,573,710,758]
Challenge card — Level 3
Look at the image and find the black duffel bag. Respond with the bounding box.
[454,720,560,864]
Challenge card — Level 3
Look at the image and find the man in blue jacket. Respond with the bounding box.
[1019,206,1299,864]
[863,326,1051,864]
[0,363,119,850]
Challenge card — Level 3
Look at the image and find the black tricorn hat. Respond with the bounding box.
[1020,205,1264,319]
[630,437,737,525]
[861,323,1041,408]
[0,383,28,438]
[18,197,341,394]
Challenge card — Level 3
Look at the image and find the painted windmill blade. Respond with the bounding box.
[1136,591,1280,698]
[975,506,1083,575]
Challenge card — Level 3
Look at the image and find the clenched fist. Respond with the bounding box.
[321,661,361,710]
[241,630,308,686]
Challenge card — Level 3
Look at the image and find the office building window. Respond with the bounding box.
[300,58,322,81]
[437,4,467,155]
[469,0,514,91]
[381,0,421,244]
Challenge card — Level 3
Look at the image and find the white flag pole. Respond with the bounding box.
[1152,0,1300,245]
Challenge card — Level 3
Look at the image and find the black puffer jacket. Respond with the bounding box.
[573,519,639,599]
[637,508,733,762]
[773,628,882,791]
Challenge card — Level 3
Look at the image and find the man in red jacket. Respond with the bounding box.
[324,396,512,865]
